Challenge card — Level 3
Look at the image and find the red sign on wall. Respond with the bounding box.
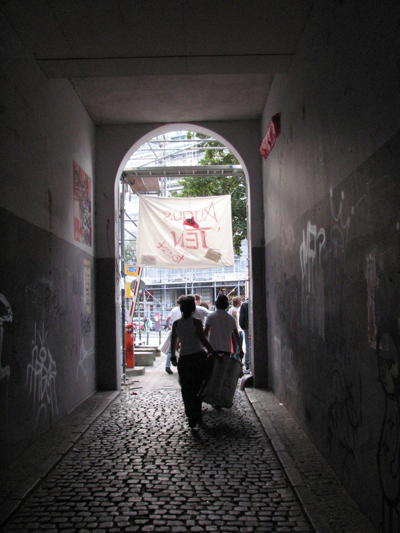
[73,161,92,246]
[260,113,281,161]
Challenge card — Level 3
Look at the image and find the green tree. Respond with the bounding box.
[171,133,247,256]
[124,240,136,264]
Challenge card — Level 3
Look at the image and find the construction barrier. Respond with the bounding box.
[125,325,134,368]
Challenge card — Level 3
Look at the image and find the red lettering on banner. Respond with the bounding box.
[157,241,185,264]
[200,230,208,248]
[171,229,210,250]
[183,233,198,249]
[161,201,218,225]
[204,201,217,222]
[172,233,185,248]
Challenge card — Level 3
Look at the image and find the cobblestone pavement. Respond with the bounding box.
[2,387,312,532]
[0,351,377,532]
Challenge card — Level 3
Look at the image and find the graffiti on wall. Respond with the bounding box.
[44,285,66,329]
[26,323,58,427]
[329,188,352,255]
[77,340,94,380]
[376,330,400,532]
[274,335,299,403]
[268,133,400,530]
[299,220,326,339]
[327,350,362,463]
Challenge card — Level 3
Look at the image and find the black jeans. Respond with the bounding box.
[177,350,208,422]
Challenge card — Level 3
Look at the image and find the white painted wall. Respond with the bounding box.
[0,12,95,253]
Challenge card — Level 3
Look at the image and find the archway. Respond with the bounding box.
[120,129,250,377]
[95,121,267,390]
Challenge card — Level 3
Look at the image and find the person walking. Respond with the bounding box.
[204,294,244,360]
[193,293,209,327]
[164,295,185,374]
[170,296,218,429]
[239,299,251,373]
[228,296,244,361]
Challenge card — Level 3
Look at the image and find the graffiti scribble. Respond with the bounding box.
[299,220,326,338]
[26,323,58,427]
[77,340,94,380]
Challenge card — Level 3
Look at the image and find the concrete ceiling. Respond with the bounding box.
[1,0,312,124]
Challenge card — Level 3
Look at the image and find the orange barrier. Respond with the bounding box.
[125,325,134,368]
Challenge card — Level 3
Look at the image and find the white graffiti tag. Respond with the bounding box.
[77,339,94,380]
[26,323,58,426]
[330,188,352,254]
[299,221,326,338]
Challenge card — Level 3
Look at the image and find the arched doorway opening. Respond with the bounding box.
[95,121,266,391]
[118,128,251,382]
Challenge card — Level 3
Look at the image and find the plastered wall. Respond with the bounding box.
[0,14,96,466]
[262,3,400,530]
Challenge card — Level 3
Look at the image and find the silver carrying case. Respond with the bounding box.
[198,355,242,408]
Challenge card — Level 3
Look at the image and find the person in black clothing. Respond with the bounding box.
[239,300,251,373]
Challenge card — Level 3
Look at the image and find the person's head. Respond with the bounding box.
[200,302,209,310]
[176,294,186,305]
[215,294,229,310]
[194,294,202,305]
[232,296,242,308]
[180,296,196,319]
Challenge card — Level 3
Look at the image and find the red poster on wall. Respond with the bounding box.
[260,113,281,161]
[73,161,92,246]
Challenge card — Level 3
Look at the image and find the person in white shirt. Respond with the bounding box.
[193,293,209,327]
[204,294,243,359]
[170,296,217,428]
[228,296,244,361]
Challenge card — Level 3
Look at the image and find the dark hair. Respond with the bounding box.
[180,296,196,319]
[176,294,186,305]
[200,302,209,310]
[215,294,229,310]
[194,293,201,302]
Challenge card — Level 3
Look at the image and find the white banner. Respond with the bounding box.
[136,195,234,269]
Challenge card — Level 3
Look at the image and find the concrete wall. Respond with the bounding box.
[95,121,268,389]
[0,14,96,466]
[262,2,400,530]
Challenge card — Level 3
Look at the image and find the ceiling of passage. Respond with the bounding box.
[0,0,312,124]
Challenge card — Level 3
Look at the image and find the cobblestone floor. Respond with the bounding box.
[2,388,312,532]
